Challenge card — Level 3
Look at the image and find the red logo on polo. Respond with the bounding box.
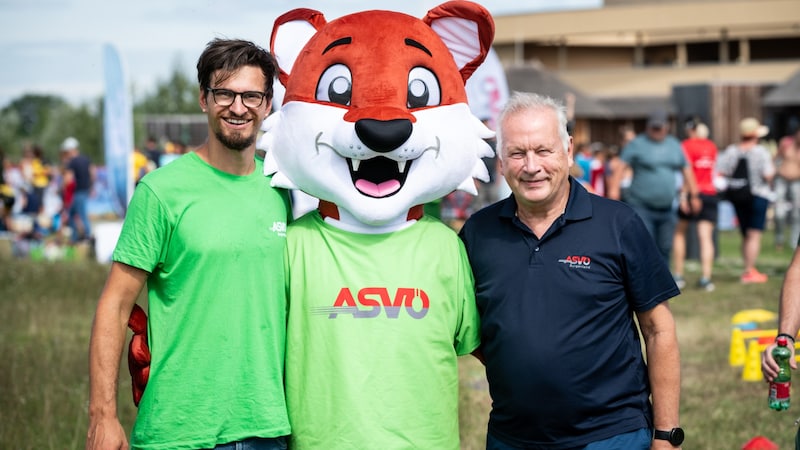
[558,255,591,269]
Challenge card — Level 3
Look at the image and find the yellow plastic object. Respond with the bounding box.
[729,328,747,367]
[741,340,764,382]
[731,309,777,327]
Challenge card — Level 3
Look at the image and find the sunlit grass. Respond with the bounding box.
[1,229,797,449]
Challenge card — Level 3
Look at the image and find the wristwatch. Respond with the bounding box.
[654,427,684,446]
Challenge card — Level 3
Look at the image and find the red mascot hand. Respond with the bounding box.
[127,304,150,406]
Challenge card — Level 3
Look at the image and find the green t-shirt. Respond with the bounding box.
[284,212,480,450]
[114,153,291,449]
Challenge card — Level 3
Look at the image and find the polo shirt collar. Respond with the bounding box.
[498,177,593,223]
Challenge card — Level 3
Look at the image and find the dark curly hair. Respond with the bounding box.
[196,38,278,100]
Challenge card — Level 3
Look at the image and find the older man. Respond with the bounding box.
[460,92,683,449]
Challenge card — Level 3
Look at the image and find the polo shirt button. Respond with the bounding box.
[535,247,540,252]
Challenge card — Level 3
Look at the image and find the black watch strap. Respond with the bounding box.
[654,427,684,446]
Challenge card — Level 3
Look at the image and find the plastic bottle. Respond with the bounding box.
[768,336,792,411]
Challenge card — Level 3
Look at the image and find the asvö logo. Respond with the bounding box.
[312,287,430,319]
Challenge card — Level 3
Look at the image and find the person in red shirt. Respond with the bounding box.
[672,119,719,291]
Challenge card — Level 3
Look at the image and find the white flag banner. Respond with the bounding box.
[465,47,509,129]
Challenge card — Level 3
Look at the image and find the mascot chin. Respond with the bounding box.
[263,3,495,448]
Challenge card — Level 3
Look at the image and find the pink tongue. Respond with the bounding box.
[355,179,401,197]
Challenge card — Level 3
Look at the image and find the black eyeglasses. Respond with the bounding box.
[206,88,267,108]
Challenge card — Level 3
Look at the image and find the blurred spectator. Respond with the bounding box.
[60,137,95,243]
[20,144,50,217]
[605,126,635,200]
[143,136,163,169]
[159,140,189,166]
[588,141,607,196]
[610,109,701,265]
[131,147,150,185]
[672,120,719,292]
[573,141,593,186]
[0,147,14,232]
[441,189,477,232]
[717,117,775,283]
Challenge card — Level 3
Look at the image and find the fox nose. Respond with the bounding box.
[355,119,412,153]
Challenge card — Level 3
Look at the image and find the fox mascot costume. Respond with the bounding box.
[128,2,495,448]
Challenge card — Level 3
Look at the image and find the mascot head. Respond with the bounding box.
[262,1,495,228]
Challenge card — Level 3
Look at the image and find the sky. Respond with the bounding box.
[0,0,602,109]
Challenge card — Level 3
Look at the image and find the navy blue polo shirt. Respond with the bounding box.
[459,179,680,448]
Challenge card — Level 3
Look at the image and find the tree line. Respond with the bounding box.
[0,65,199,165]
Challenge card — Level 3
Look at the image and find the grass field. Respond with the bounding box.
[1,229,798,449]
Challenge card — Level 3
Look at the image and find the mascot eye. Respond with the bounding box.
[407,67,440,109]
[317,64,352,105]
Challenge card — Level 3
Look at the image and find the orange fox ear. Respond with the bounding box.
[270,8,328,86]
[423,1,495,83]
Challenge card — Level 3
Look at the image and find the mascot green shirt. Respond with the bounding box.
[285,213,479,449]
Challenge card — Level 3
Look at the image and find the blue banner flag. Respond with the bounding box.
[102,43,133,216]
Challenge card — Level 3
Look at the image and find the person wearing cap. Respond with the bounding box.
[60,136,95,243]
[717,117,775,283]
[672,119,719,292]
[609,109,701,266]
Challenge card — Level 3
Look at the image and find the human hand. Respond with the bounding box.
[678,197,691,215]
[762,341,797,381]
[689,197,702,214]
[86,415,129,450]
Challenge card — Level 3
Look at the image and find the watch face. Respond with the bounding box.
[670,427,685,446]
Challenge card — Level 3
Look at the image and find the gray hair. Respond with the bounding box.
[497,92,571,156]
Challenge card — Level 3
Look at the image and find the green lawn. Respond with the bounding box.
[1,229,797,449]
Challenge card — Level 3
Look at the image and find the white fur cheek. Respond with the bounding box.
[269,102,353,202]
[408,104,488,196]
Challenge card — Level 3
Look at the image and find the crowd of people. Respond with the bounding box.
[0,135,191,256]
[0,137,95,245]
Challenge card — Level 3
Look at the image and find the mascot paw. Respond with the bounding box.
[127,304,150,406]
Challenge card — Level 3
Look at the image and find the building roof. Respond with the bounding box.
[493,0,800,47]
[763,69,800,107]
[596,97,674,119]
[505,65,612,118]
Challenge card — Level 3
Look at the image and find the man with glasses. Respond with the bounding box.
[86,38,291,450]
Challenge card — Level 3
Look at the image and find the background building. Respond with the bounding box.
[492,0,800,147]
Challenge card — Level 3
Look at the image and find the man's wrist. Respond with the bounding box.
[777,333,796,344]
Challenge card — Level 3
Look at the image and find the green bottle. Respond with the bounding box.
[769,336,791,411]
